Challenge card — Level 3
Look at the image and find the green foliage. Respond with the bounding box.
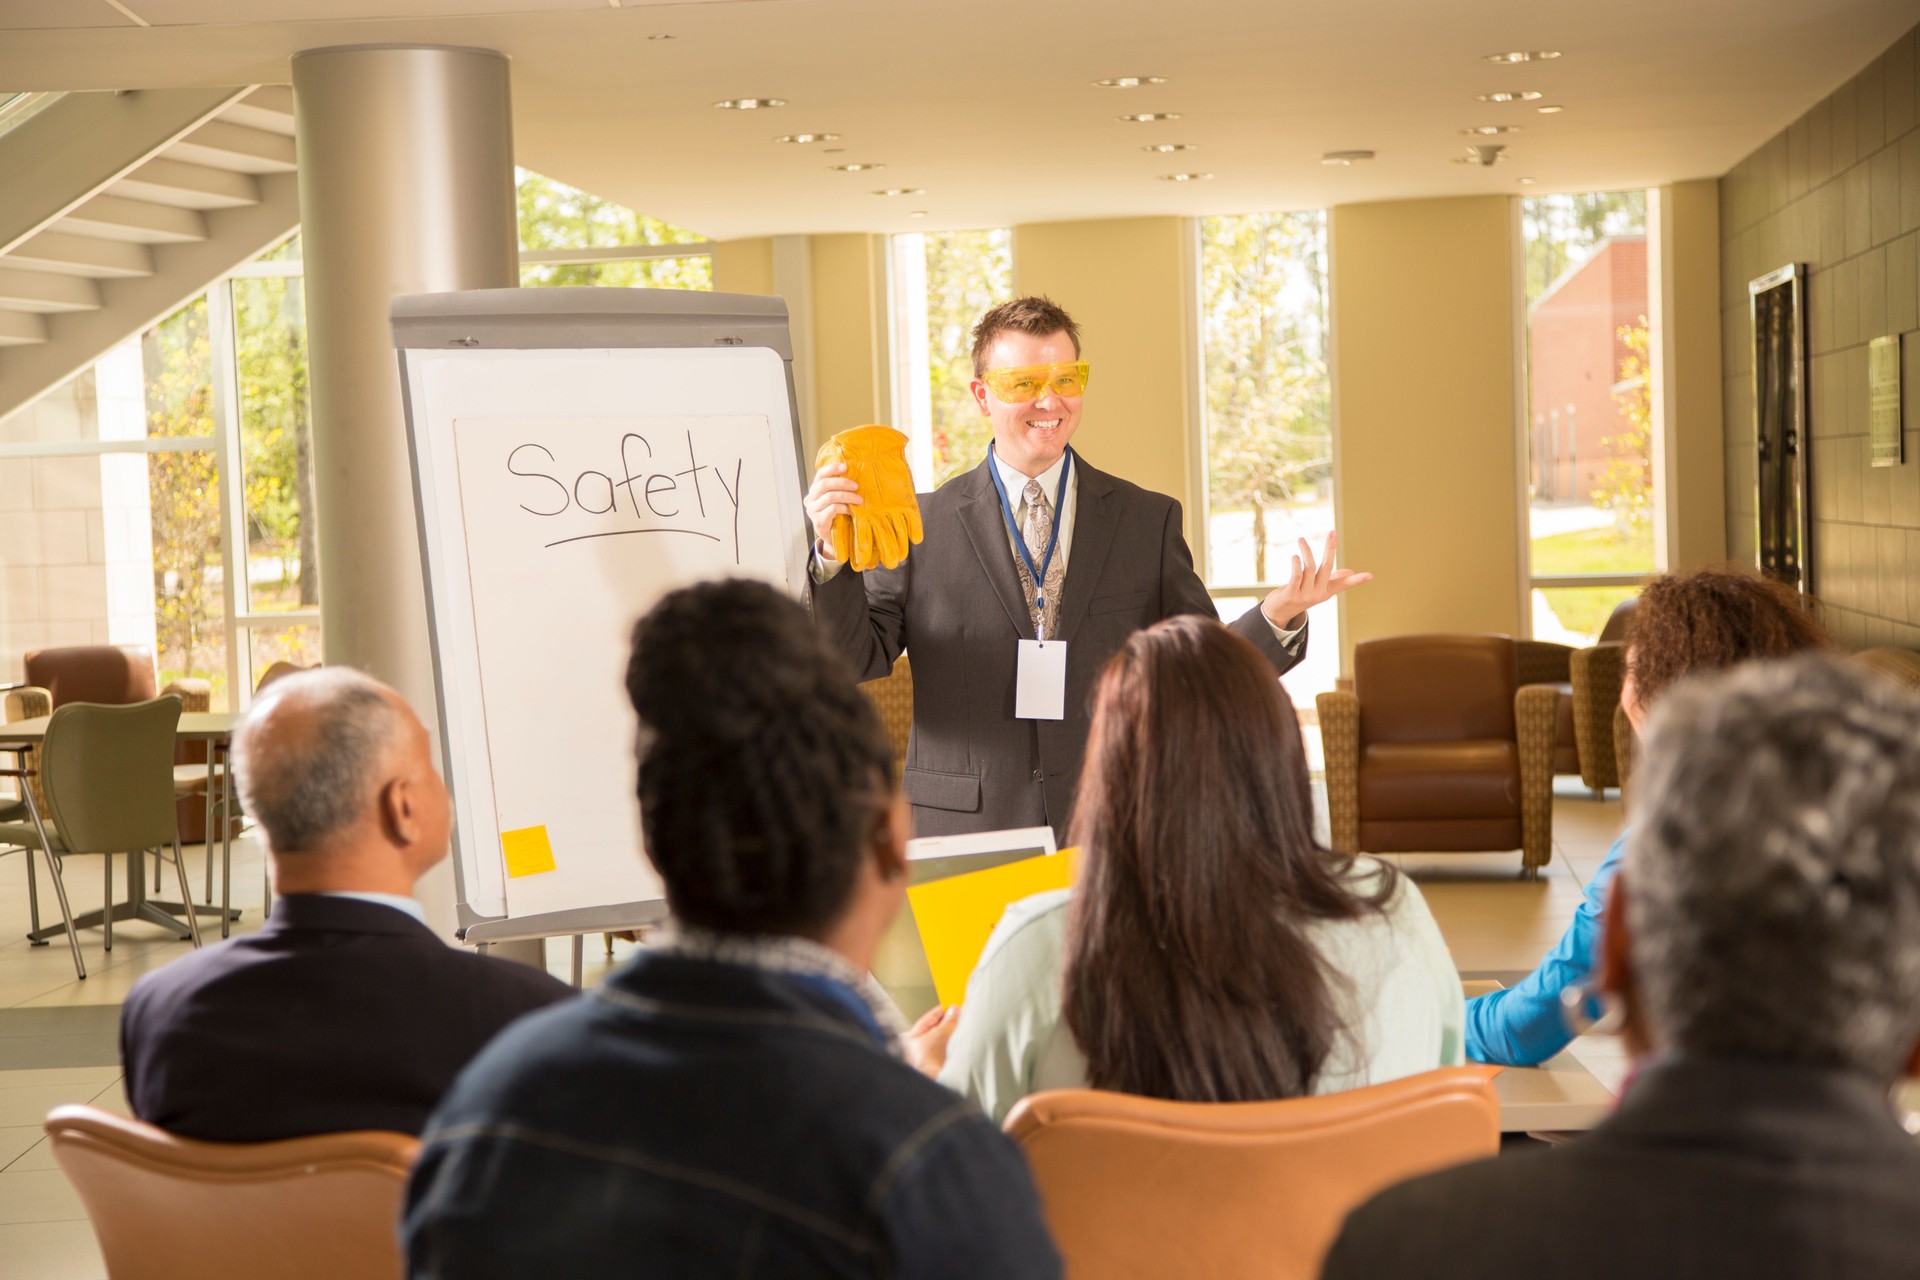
[1593,319,1654,543]
[234,274,316,609]
[1200,211,1329,582]
[923,230,1013,485]
[1535,584,1641,644]
[515,168,712,290]
[1522,190,1645,302]
[142,297,224,687]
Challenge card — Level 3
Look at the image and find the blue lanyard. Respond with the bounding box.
[986,443,1073,630]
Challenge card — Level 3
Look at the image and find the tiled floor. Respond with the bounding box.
[0,781,1625,1278]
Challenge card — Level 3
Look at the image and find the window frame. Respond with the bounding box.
[1512,189,1671,641]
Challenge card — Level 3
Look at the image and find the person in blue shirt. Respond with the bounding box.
[1464,569,1831,1066]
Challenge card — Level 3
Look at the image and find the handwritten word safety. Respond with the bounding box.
[507,429,748,564]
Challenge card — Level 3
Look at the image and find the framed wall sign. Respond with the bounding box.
[1749,264,1811,594]
[1869,334,1902,468]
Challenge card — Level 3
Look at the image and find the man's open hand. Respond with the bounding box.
[1259,530,1373,630]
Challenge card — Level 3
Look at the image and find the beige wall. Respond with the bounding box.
[1655,180,1729,571]
[807,233,888,459]
[1012,217,1194,526]
[1328,196,1522,662]
[712,236,775,296]
[1720,21,1920,650]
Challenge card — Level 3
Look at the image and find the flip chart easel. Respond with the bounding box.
[392,288,809,946]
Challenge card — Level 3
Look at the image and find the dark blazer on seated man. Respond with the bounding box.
[121,893,568,1143]
[1323,1056,1920,1280]
[1326,656,1920,1280]
[119,667,571,1143]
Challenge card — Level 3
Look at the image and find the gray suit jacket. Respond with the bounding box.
[813,454,1306,840]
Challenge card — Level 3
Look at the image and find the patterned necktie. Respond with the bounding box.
[1017,478,1066,640]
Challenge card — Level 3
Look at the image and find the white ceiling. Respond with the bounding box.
[1,0,1913,239]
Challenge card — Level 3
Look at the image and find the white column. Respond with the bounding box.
[293,46,519,937]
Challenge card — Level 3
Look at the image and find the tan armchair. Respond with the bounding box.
[1514,639,1579,778]
[1319,634,1556,877]
[860,654,913,786]
[1004,1068,1500,1280]
[46,1104,417,1280]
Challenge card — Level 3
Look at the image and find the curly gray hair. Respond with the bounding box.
[1626,654,1920,1077]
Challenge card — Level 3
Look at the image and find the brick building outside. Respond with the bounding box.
[1527,235,1649,503]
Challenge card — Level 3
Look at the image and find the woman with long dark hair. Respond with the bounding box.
[939,616,1461,1121]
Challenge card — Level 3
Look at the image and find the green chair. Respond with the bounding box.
[0,697,205,967]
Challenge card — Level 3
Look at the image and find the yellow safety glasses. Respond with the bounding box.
[980,361,1091,403]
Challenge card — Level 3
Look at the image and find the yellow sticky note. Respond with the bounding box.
[908,853,1077,1007]
[501,825,557,879]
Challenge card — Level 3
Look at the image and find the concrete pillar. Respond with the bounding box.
[293,46,518,936]
[1328,196,1523,666]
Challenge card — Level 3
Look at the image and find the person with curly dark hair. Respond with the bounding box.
[1464,567,1830,1066]
[402,579,1062,1279]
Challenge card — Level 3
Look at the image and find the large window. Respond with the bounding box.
[517,169,712,291]
[890,229,1013,488]
[1197,210,1337,706]
[1521,191,1659,644]
[0,173,710,707]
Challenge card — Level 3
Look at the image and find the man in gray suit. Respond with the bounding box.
[808,296,1368,839]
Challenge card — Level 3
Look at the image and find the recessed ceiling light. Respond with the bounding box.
[1483,50,1560,63]
[1462,125,1521,135]
[774,133,840,144]
[1119,112,1181,123]
[714,97,785,110]
[1093,76,1168,88]
[1322,149,1375,165]
[1518,177,1537,185]
[1536,104,1565,114]
[1141,142,1197,153]
[1159,172,1212,182]
[828,162,885,172]
[872,187,926,196]
[822,147,846,154]
[647,33,675,41]
[1476,90,1542,103]
[909,211,929,218]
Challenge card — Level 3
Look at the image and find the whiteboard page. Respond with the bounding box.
[402,344,807,927]
[449,414,788,920]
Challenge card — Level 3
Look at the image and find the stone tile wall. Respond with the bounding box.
[1721,23,1920,649]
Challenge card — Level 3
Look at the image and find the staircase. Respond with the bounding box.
[0,86,300,423]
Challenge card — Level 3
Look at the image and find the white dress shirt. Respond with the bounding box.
[318,890,428,926]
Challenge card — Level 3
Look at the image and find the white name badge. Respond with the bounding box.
[1015,639,1068,720]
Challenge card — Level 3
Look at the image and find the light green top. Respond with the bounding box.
[937,857,1465,1125]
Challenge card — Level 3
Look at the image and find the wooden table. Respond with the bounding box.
[1464,979,1619,1133]
[0,711,242,944]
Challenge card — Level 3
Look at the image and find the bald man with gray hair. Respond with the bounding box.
[1326,654,1920,1280]
[121,668,569,1143]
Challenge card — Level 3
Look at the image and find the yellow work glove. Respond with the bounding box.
[814,425,924,572]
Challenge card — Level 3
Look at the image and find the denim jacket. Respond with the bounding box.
[403,932,1062,1279]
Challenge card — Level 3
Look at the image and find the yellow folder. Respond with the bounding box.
[907,850,1078,1007]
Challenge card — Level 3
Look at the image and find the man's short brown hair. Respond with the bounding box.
[970,296,1082,376]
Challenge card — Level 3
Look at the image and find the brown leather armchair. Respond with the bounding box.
[23,645,157,706]
[1515,639,1579,778]
[1004,1068,1500,1280]
[1318,634,1557,877]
